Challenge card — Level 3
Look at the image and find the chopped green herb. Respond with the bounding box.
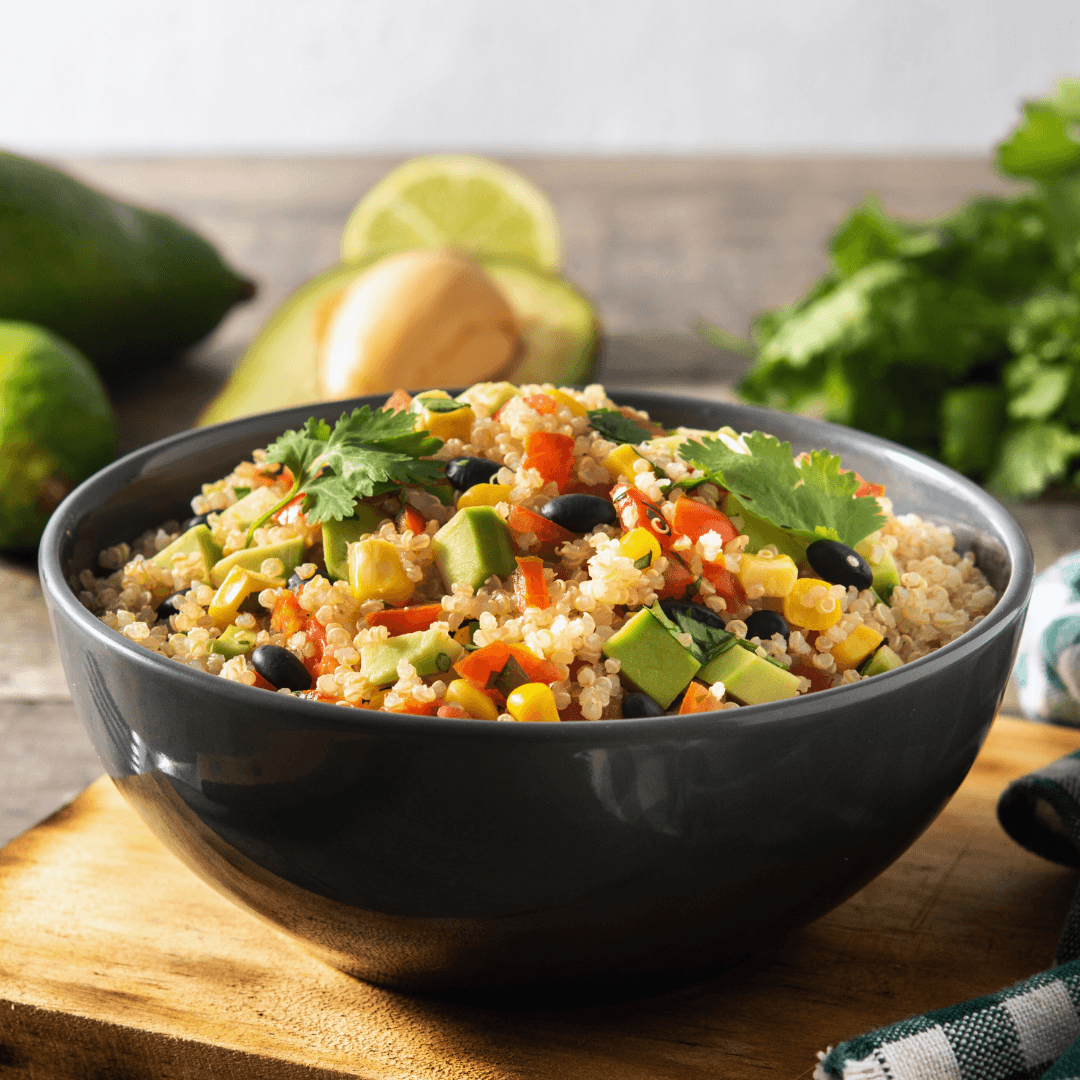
[633,551,652,570]
[231,486,251,499]
[243,407,445,546]
[417,397,470,413]
[587,409,655,444]
[678,431,885,548]
[650,602,735,665]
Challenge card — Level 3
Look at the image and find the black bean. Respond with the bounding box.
[155,592,186,622]
[250,645,312,692]
[183,513,210,530]
[659,599,727,631]
[287,570,305,592]
[622,692,666,718]
[806,539,873,592]
[541,494,617,533]
[445,457,502,491]
[743,609,790,644]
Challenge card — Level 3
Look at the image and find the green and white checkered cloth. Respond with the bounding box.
[816,748,1080,1080]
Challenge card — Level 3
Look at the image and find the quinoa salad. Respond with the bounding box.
[75,383,1000,722]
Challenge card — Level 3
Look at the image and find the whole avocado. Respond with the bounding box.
[0,152,255,380]
[0,320,116,550]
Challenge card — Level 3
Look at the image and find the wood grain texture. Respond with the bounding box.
[0,717,1076,1079]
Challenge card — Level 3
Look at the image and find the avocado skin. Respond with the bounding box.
[0,152,255,380]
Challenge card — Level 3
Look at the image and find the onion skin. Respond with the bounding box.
[317,248,522,398]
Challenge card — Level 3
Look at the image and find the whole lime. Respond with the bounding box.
[0,320,117,550]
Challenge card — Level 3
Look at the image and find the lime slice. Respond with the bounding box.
[340,156,563,271]
[198,256,598,427]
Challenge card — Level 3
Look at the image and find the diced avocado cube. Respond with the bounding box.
[150,524,222,581]
[209,537,304,587]
[860,644,903,678]
[602,608,700,709]
[724,493,808,565]
[214,486,282,537]
[699,645,801,705]
[360,629,465,687]
[855,539,901,602]
[210,624,259,658]
[323,506,386,581]
[431,506,517,591]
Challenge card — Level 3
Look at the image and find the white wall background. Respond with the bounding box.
[3,0,1079,155]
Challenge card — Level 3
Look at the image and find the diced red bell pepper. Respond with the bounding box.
[365,604,444,634]
[612,484,674,549]
[788,657,833,694]
[506,505,574,545]
[454,641,563,688]
[383,388,413,413]
[522,393,559,415]
[274,492,307,527]
[300,618,337,679]
[396,504,426,536]
[656,551,697,600]
[437,704,471,719]
[385,695,439,716]
[523,431,575,491]
[514,556,551,610]
[671,498,739,546]
[678,682,715,715]
[855,478,886,498]
[702,561,745,611]
[271,592,307,637]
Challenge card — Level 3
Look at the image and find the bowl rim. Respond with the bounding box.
[39,387,1035,743]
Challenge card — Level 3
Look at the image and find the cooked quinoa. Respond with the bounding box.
[74,383,1000,722]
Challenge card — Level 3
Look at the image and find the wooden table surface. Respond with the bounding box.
[2,153,1080,1073]
[1,716,1076,1079]
[4,153,1078,845]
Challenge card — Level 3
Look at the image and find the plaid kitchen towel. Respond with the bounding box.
[816,748,1080,1080]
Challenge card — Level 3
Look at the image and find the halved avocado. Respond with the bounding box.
[198,255,600,426]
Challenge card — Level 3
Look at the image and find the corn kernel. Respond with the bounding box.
[548,388,589,417]
[618,527,662,569]
[445,679,500,721]
[602,443,644,482]
[783,577,843,631]
[506,682,561,723]
[416,403,477,440]
[456,483,515,510]
[347,539,414,603]
[831,624,885,671]
[208,567,281,626]
[736,552,799,597]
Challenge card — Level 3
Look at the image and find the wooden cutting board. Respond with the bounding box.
[0,715,1077,1080]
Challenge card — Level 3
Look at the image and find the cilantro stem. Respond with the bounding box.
[244,478,302,549]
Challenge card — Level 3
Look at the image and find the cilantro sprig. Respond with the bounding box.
[243,407,445,546]
[587,409,657,445]
[678,431,885,548]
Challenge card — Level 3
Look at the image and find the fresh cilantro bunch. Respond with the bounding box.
[711,78,1080,500]
[243,407,445,545]
[678,431,885,548]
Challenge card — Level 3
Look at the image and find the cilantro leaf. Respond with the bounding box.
[678,431,885,548]
[651,603,735,665]
[244,407,446,544]
[588,409,656,445]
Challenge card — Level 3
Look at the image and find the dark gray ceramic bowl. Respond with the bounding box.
[40,391,1033,997]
